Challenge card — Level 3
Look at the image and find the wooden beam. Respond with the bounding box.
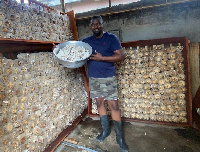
[182,37,193,126]
[79,65,92,118]
[0,38,60,53]
[0,38,59,45]
[66,10,79,41]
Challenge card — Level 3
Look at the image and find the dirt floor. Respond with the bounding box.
[54,116,200,152]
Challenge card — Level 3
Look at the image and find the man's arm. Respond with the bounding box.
[89,49,125,62]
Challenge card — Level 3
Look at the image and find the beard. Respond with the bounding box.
[93,30,103,37]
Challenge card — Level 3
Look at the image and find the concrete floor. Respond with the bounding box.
[54,116,200,152]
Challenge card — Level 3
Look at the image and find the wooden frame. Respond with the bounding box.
[87,36,192,127]
[66,10,79,41]
[0,3,85,151]
[0,38,59,54]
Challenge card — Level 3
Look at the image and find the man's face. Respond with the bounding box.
[91,18,103,37]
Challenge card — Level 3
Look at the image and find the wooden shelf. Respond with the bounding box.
[0,10,78,54]
[87,36,192,127]
[0,38,60,53]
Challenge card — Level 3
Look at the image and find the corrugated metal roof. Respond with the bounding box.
[75,0,194,20]
[16,0,193,17]
[38,0,81,6]
[36,0,141,7]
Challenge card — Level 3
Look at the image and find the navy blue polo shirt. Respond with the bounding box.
[82,32,122,78]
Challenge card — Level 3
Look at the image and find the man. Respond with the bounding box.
[82,16,129,152]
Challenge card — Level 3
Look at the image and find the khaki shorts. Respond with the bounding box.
[89,76,118,100]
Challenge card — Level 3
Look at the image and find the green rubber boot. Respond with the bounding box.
[113,120,129,152]
[96,115,111,142]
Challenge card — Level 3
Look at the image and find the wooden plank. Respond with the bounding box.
[0,38,59,45]
[189,43,200,99]
[0,44,54,53]
[0,38,60,53]
[66,10,79,41]
[181,37,193,126]
[79,66,92,115]
[44,108,88,152]
[0,44,51,53]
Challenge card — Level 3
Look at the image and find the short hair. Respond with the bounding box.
[90,15,103,24]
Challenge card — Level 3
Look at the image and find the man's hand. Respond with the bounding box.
[52,43,57,51]
[89,49,125,62]
[89,50,104,61]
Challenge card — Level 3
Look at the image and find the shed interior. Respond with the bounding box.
[0,0,200,152]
